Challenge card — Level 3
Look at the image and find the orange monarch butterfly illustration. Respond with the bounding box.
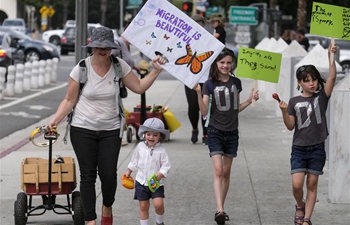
[175,45,213,74]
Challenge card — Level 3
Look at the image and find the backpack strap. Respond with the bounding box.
[110,54,126,138]
[63,58,88,144]
[205,79,214,128]
[78,59,88,91]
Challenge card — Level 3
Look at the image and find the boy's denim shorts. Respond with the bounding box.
[207,125,239,158]
[133,181,165,201]
[290,142,326,175]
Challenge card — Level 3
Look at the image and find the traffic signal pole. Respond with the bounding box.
[75,0,88,64]
[192,0,196,15]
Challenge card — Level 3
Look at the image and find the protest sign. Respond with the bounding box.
[236,47,282,83]
[122,0,225,88]
[310,2,350,40]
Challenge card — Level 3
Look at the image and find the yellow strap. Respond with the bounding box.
[29,126,59,147]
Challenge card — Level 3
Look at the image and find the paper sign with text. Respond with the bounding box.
[122,0,225,88]
[236,47,282,83]
[310,2,350,40]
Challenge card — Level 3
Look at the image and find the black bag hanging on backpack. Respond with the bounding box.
[120,82,128,98]
[114,40,128,98]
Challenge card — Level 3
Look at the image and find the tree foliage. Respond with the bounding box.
[17,0,350,32]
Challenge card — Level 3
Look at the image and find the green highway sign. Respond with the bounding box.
[229,6,258,25]
[206,6,221,17]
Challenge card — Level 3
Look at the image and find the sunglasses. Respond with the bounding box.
[96,47,112,51]
[220,48,235,56]
[296,65,316,76]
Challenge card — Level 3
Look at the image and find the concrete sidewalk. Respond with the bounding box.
[1,78,349,225]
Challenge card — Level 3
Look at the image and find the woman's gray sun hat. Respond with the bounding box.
[82,26,119,49]
[138,118,170,141]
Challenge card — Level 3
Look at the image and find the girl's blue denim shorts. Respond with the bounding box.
[290,142,326,175]
[207,125,239,158]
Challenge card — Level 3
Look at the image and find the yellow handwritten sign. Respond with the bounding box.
[310,2,350,40]
[236,47,282,83]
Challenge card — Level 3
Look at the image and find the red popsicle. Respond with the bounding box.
[272,93,281,102]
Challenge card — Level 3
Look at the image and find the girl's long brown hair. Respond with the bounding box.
[209,48,237,84]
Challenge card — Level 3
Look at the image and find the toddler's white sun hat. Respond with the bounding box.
[138,118,170,141]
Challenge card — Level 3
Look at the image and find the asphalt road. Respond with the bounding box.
[0,55,74,139]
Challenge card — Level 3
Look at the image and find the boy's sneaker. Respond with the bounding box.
[156,223,164,225]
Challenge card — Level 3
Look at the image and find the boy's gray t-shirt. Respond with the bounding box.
[288,89,329,146]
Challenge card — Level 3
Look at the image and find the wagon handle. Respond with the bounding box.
[29,126,60,147]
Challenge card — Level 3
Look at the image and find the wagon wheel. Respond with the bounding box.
[16,192,28,212]
[14,199,27,225]
[72,191,80,202]
[126,127,133,143]
[72,195,84,225]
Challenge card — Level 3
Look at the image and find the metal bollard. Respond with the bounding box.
[45,59,52,85]
[38,60,46,87]
[31,61,39,89]
[5,65,15,96]
[23,62,32,91]
[51,57,59,83]
[0,67,6,99]
[15,63,24,94]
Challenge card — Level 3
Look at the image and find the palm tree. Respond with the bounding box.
[62,0,68,27]
[297,0,306,31]
[100,0,107,25]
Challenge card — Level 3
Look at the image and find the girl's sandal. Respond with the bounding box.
[294,204,305,225]
[214,211,225,225]
[223,211,230,221]
[302,218,312,225]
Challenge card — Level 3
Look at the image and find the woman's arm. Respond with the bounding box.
[121,55,166,94]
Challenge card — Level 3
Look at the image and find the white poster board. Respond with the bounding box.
[122,0,225,88]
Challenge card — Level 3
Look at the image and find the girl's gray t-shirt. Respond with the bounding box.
[202,77,242,131]
[288,89,329,146]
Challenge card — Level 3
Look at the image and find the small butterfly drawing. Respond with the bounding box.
[151,32,156,38]
[167,47,173,52]
[175,45,213,74]
[176,42,182,48]
[146,40,151,45]
[164,34,170,40]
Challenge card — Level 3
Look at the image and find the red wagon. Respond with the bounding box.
[14,127,84,225]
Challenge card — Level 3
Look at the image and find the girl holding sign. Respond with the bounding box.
[277,43,337,225]
[194,48,259,225]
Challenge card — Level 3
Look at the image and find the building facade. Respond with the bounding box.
[0,0,17,24]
